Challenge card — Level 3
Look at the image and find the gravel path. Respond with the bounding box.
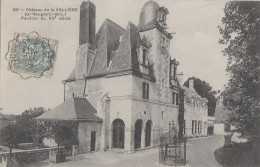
[186,135,224,167]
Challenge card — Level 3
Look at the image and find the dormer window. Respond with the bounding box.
[172,92,175,104]
[162,13,166,23]
[162,37,166,45]
[176,93,179,105]
[170,61,177,79]
[143,49,148,66]
[158,11,167,28]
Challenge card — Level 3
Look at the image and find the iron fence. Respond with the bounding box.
[159,132,186,166]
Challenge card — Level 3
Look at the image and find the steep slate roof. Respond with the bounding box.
[35,97,102,122]
[64,67,76,81]
[64,19,144,81]
[108,22,141,74]
[181,85,206,103]
[88,19,126,77]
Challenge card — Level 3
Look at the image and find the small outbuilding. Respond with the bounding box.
[36,97,103,153]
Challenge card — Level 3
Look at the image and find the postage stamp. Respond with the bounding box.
[6,32,58,79]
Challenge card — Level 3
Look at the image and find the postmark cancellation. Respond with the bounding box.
[6,32,58,79]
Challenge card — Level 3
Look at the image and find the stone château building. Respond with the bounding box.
[37,0,183,153]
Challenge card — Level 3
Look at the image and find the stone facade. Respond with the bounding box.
[62,0,182,153]
[182,80,209,137]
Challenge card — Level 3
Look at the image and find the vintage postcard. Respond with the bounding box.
[0,0,259,167]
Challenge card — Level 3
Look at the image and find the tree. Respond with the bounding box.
[218,2,260,139]
[50,122,79,150]
[15,107,48,143]
[183,77,217,116]
[0,124,22,154]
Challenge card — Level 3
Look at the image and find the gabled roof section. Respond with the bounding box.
[35,97,102,122]
[108,22,141,74]
[181,85,207,103]
[88,19,126,77]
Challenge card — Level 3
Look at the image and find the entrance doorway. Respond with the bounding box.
[134,119,143,149]
[112,119,125,148]
[91,131,96,151]
[145,120,152,147]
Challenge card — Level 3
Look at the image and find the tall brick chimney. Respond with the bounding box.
[79,0,96,46]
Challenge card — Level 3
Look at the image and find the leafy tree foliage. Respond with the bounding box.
[49,122,79,150]
[15,107,48,143]
[0,124,22,154]
[219,2,260,138]
[183,77,217,116]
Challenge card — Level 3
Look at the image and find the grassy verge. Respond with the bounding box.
[214,141,259,167]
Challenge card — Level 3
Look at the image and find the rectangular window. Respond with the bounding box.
[143,82,149,99]
[195,121,197,134]
[199,121,200,134]
[176,93,179,105]
[192,120,198,134]
[192,120,195,134]
[198,121,202,134]
[183,120,186,134]
[172,92,175,104]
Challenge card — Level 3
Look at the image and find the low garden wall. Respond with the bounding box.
[0,147,66,164]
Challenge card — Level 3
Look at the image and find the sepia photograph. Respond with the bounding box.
[0,0,259,166]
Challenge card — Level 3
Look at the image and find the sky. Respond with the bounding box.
[1,0,229,114]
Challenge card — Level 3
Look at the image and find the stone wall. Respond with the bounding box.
[139,28,176,104]
[0,147,64,164]
[184,102,208,137]
[77,121,102,154]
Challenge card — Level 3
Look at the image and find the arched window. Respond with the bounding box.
[112,119,125,149]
